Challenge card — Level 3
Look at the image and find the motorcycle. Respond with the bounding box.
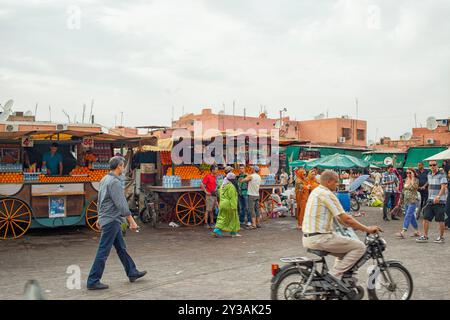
[270,232,413,300]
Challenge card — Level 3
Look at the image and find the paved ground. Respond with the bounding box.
[0,206,449,300]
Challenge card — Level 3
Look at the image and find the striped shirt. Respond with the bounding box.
[381,172,399,193]
[428,171,448,204]
[302,185,345,234]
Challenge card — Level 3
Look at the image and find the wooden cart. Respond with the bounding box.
[143,184,280,226]
[0,130,151,240]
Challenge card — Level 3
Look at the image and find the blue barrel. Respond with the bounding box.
[336,191,350,212]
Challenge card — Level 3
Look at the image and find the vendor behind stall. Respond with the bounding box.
[84,148,98,167]
[42,143,63,175]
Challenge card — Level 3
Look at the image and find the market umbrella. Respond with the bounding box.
[289,159,318,168]
[424,148,450,161]
[305,153,369,170]
[349,175,370,192]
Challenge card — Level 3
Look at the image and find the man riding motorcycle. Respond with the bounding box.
[302,170,382,292]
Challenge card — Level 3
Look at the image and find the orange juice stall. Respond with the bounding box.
[138,134,281,227]
[0,130,141,240]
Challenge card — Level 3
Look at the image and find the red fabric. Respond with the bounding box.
[202,174,217,193]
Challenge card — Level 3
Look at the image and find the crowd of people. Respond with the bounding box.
[201,164,264,238]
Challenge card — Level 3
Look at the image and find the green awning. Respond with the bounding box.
[363,153,406,168]
[404,147,446,169]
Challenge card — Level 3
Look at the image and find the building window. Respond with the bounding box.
[357,129,366,141]
[342,128,351,139]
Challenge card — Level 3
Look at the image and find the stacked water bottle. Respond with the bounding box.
[24,172,40,182]
[92,162,110,170]
[163,175,182,188]
[263,174,276,185]
[0,163,23,172]
[190,179,202,187]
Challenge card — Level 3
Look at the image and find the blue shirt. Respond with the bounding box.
[42,152,63,175]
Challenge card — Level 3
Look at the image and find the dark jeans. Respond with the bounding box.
[238,195,250,224]
[87,221,139,287]
[383,192,396,219]
[419,189,428,210]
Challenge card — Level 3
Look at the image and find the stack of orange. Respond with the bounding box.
[160,151,172,165]
[70,166,90,176]
[166,166,205,180]
[89,170,109,181]
[0,173,24,183]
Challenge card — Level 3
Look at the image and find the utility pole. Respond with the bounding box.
[34,103,38,120]
[120,111,124,126]
[82,104,86,123]
[89,99,94,122]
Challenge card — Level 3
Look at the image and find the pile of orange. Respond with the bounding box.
[160,151,172,165]
[165,165,271,180]
[0,173,24,183]
[89,170,109,181]
[69,166,90,176]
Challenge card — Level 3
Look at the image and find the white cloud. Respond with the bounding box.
[0,0,448,140]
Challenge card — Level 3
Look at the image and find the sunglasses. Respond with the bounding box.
[407,172,413,174]
[429,164,437,167]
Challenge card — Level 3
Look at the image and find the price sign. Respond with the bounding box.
[82,137,94,149]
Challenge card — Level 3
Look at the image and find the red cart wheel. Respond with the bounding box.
[0,198,32,240]
[259,190,274,221]
[85,199,100,232]
[176,192,206,226]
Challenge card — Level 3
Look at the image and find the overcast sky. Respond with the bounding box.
[0,0,449,142]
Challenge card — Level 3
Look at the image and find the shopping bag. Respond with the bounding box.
[333,216,360,241]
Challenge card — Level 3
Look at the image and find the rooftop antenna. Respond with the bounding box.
[243,107,246,120]
[82,103,86,123]
[120,111,124,126]
[62,109,71,123]
[49,105,52,122]
[35,103,38,119]
[355,98,359,120]
[89,99,94,121]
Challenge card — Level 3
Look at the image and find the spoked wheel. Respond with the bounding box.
[369,262,413,300]
[0,198,32,240]
[259,190,274,220]
[85,199,100,232]
[271,268,318,300]
[350,198,360,212]
[176,192,206,226]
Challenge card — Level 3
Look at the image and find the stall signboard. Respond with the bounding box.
[82,137,95,149]
[21,136,34,147]
[49,196,66,218]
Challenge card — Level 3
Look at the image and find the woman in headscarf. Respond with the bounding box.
[295,168,307,229]
[212,172,241,238]
[298,169,320,229]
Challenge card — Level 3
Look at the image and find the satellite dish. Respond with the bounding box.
[0,99,14,121]
[426,117,438,130]
[401,132,412,140]
[3,99,14,112]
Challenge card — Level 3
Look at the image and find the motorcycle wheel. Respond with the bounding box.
[271,269,318,300]
[350,198,360,212]
[368,262,413,300]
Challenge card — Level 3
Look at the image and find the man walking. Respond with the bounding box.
[237,165,251,226]
[381,165,399,221]
[416,160,448,243]
[201,165,218,228]
[87,156,146,290]
[279,169,289,191]
[417,162,429,219]
[242,166,262,229]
